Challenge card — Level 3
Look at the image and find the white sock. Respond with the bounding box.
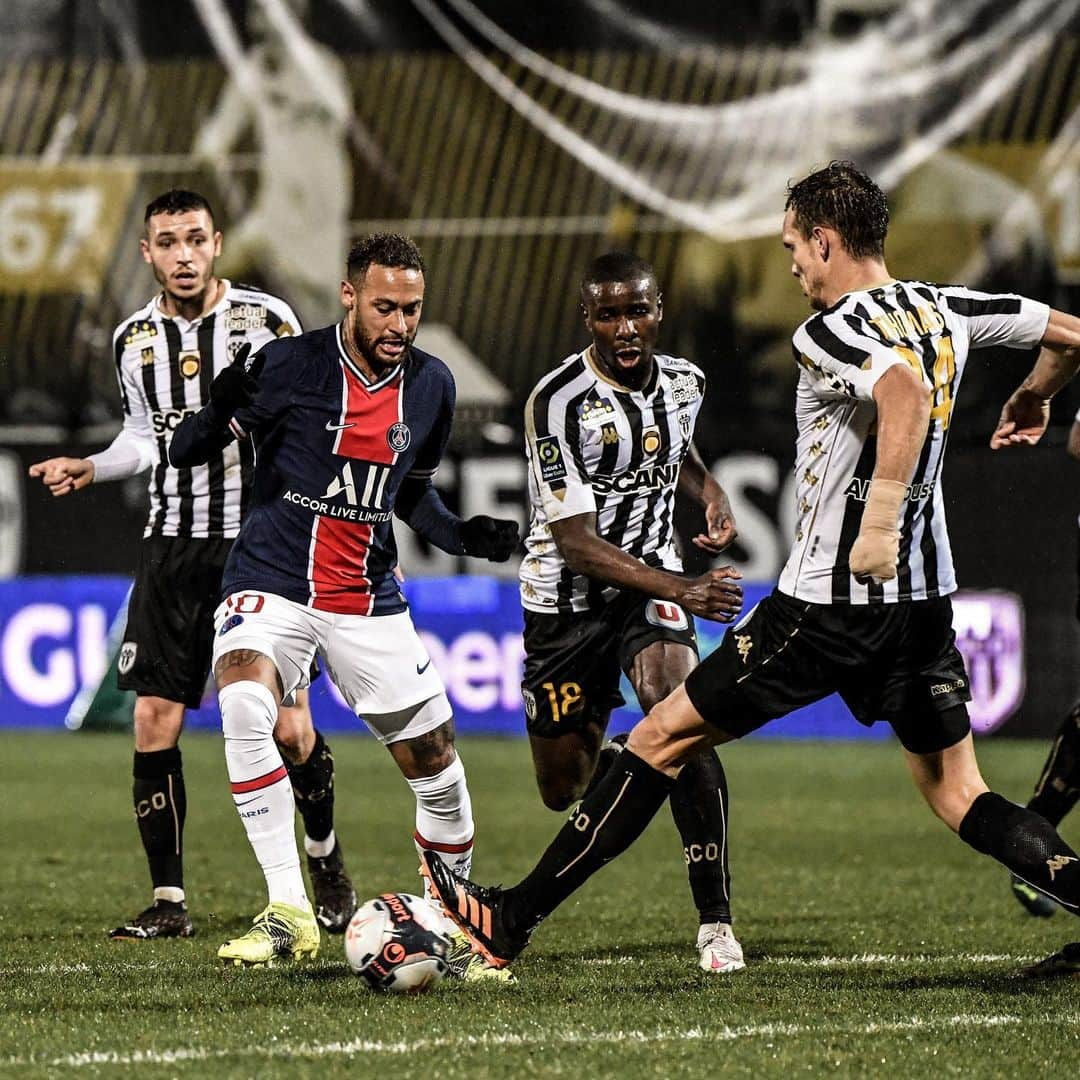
[153,887,185,904]
[220,681,310,912]
[409,755,474,901]
[304,829,336,859]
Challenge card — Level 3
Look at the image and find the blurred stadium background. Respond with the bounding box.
[2,0,1079,739]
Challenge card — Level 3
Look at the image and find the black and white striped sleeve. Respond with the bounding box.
[940,287,1049,350]
[524,375,595,523]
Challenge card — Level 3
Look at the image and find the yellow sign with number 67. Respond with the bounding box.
[0,161,136,294]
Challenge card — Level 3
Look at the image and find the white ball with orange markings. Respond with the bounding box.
[344,892,451,993]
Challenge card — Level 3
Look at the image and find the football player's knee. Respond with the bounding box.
[636,677,681,715]
[219,681,277,740]
[272,708,311,758]
[132,697,182,744]
[537,774,585,812]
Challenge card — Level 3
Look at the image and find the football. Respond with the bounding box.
[344,892,452,993]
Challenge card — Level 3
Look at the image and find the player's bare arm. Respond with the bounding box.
[677,442,737,554]
[1068,416,1080,460]
[991,308,1080,450]
[27,456,95,496]
[550,512,742,622]
[849,363,930,583]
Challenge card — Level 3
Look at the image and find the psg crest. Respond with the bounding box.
[387,422,412,453]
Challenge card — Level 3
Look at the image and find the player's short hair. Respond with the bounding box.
[347,233,426,282]
[580,251,656,302]
[785,161,889,259]
[144,189,215,228]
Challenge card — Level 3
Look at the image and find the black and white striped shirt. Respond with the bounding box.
[110,281,300,539]
[521,347,705,614]
[778,281,1049,605]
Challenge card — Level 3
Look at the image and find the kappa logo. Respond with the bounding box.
[1046,854,1078,880]
[387,422,411,452]
[118,642,137,675]
[735,634,752,662]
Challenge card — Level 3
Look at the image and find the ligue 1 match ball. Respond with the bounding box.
[344,892,452,993]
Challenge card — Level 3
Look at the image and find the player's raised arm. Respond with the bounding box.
[991,308,1080,450]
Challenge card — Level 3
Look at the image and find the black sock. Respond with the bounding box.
[132,747,186,894]
[669,748,731,924]
[284,730,336,844]
[959,791,1080,913]
[1027,704,1080,827]
[503,749,675,938]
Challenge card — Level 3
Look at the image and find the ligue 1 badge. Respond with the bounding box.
[179,351,201,379]
[387,422,412,452]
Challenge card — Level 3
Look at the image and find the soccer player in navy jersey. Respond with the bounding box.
[170,234,518,976]
[421,162,1080,980]
[29,189,355,942]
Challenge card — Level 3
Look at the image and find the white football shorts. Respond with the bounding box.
[212,590,451,744]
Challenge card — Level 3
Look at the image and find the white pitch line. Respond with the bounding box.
[3,952,1035,977]
[3,1014,1077,1070]
[582,952,1035,967]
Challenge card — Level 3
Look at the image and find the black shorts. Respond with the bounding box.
[522,593,698,738]
[684,589,972,754]
[117,535,233,708]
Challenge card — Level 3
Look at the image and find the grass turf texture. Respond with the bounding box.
[2,732,1078,1078]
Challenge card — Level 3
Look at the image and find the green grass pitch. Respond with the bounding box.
[2,732,1078,1077]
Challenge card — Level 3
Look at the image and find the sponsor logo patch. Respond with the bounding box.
[645,600,689,631]
[930,677,966,697]
[123,321,158,349]
[219,614,245,636]
[642,425,661,455]
[670,371,700,405]
[578,397,618,430]
[535,436,567,484]
[140,346,156,366]
[387,422,411,453]
[179,351,200,379]
[118,642,137,674]
[225,304,267,332]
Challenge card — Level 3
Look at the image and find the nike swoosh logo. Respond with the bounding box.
[416,659,431,675]
[234,795,261,807]
[325,420,355,431]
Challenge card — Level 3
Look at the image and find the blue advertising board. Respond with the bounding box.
[0,576,1023,738]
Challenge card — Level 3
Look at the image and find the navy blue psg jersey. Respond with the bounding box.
[219,324,455,615]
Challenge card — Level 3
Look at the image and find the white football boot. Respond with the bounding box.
[697,922,745,973]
